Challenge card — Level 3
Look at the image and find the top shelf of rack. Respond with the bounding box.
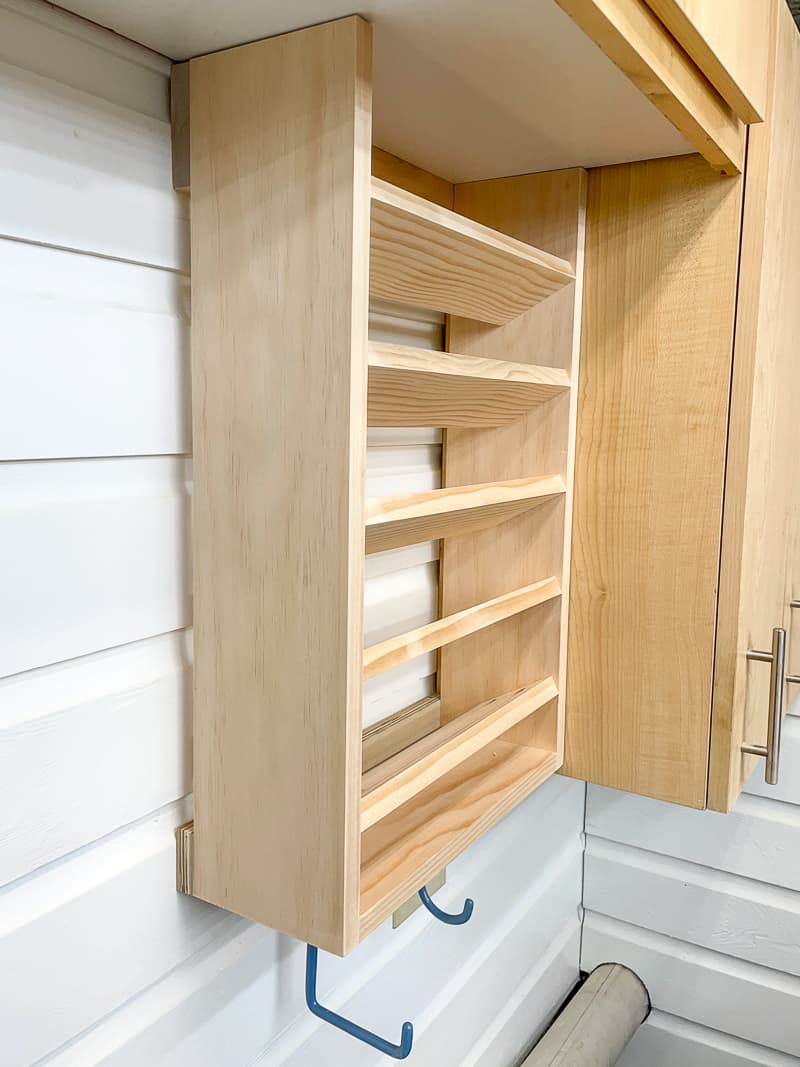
[369,177,575,326]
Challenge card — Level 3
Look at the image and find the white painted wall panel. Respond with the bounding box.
[0,58,187,269]
[0,457,191,677]
[582,913,800,1056]
[618,1011,800,1067]
[0,801,237,1067]
[0,633,190,886]
[584,698,800,1063]
[0,6,583,1067]
[0,240,190,459]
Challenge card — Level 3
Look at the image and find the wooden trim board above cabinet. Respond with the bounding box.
[554,0,746,173]
[643,0,772,123]
[178,16,586,954]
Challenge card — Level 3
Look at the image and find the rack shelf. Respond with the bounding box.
[365,474,565,554]
[360,738,560,937]
[370,177,575,325]
[363,577,562,679]
[361,677,558,830]
[367,341,571,427]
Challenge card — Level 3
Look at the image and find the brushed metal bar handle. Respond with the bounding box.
[742,627,786,786]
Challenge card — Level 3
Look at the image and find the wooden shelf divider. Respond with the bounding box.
[368,340,570,427]
[369,177,574,325]
[365,474,565,554]
[361,676,558,831]
[360,738,560,937]
[363,576,562,679]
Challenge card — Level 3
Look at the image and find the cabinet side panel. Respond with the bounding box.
[189,17,371,954]
[709,3,800,812]
[564,155,742,808]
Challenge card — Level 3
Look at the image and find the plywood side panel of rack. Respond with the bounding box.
[189,16,372,955]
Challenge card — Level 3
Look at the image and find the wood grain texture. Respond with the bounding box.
[644,0,771,123]
[554,0,745,173]
[371,146,454,208]
[365,474,566,554]
[564,155,743,808]
[362,695,441,773]
[440,169,586,775]
[360,740,560,937]
[370,176,575,325]
[368,340,571,427]
[361,678,558,830]
[708,1,800,812]
[364,577,562,680]
[189,17,371,955]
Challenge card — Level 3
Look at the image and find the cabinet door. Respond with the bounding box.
[563,155,743,808]
[708,1,800,811]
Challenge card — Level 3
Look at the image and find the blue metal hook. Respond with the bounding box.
[418,885,474,925]
[305,945,414,1060]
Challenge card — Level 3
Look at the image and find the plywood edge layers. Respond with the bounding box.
[553,0,745,174]
[188,16,371,956]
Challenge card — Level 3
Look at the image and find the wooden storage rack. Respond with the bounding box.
[178,15,586,955]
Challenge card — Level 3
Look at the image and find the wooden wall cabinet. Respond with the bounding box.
[565,0,800,813]
[179,16,585,954]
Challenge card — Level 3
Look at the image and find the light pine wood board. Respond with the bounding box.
[189,16,371,955]
[643,0,772,123]
[365,474,566,554]
[361,678,558,830]
[440,169,586,771]
[554,0,745,174]
[367,340,570,428]
[362,695,441,773]
[371,146,454,209]
[563,154,743,808]
[708,1,800,812]
[360,740,560,937]
[370,176,575,326]
[364,576,562,680]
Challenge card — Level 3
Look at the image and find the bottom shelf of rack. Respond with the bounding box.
[359,737,560,938]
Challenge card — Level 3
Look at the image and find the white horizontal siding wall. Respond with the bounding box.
[0,2,583,1064]
[584,692,800,1065]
